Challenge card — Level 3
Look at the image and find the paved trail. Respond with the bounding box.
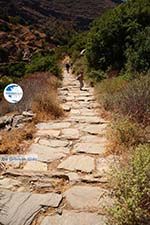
[0,69,117,225]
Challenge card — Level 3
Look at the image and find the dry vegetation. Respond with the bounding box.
[107,117,147,155]
[0,72,64,154]
[0,123,35,154]
[0,72,63,118]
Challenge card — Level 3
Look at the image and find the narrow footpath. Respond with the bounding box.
[0,69,118,225]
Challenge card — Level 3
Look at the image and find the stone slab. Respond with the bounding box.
[75,97,96,102]
[36,130,61,138]
[66,116,101,124]
[40,210,107,225]
[67,172,80,182]
[82,124,107,135]
[62,105,71,112]
[74,143,106,155]
[80,112,96,116]
[58,155,95,173]
[80,135,107,143]
[36,122,71,130]
[29,144,69,162]
[96,155,120,176]
[0,178,21,190]
[70,109,81,115]
[39,139,69,148]
[23,161,47,171]
[64,186,112,210]
[61,129,80,140]
[0,191,62,225]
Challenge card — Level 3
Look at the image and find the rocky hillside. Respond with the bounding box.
[0,0,115,30]
[0,0,116,64]
[0,0,116,46]
[0,19,54,64]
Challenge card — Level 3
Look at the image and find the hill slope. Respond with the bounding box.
[0,0,116,64]
[0,0,115,32]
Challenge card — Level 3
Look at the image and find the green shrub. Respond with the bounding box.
[7,62,26,77]
[0,22,11,32]
[110,144,150,225]
[68,32,87,62]
[86,0,150,75]
[72,57,87,76]
[0,48,9,63]
[88,69,106,82]
[125,27,150,73]
[9,16,22,25]
[25,54,61,77]
[0,76,13,91]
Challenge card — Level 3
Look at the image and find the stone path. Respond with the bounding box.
[0,69,119,225]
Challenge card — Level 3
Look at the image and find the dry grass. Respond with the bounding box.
[107,117,147,155]
[32,90,64,121]
[0,72,63,121]
[0,72,64,156]
[0,123,35,154]
[96,75,150,126]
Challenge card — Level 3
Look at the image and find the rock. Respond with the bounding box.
[0,178,21,189]
[22,111,35,117]
[80,111,96,116]
[64,186,113,210]
[61,129,80,140]
[23,161,47,171]
[73,143,106,155]
[22,117,33,122]
[82,124,107,135]
[33,182,52,189]
[39,139,69,148]
[80,135,107,143]
[36,122,71,130]
[3,169,69,180]
[70,109,80,115]
[67,172,80,182]
[96,155,120,176]
[66,96,75,101]
[78,92,92,97]
[40,210,107,225]
[29,144,70,162]
[75,97,96,102]
[58,155,95,173]
[56,208,63,215]
[0,115,14,129]
[66,116,101,124]
[70,102,81,109]
[62,105,71,112]
[36,130,61,138]
[0,191,62,225]
[59,87,69,91]
[12,115,24,127]
[5,124,12,131]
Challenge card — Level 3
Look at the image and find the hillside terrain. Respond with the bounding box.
[0,0,115,31]
[0,0,116,76]
[0,19,53,63]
